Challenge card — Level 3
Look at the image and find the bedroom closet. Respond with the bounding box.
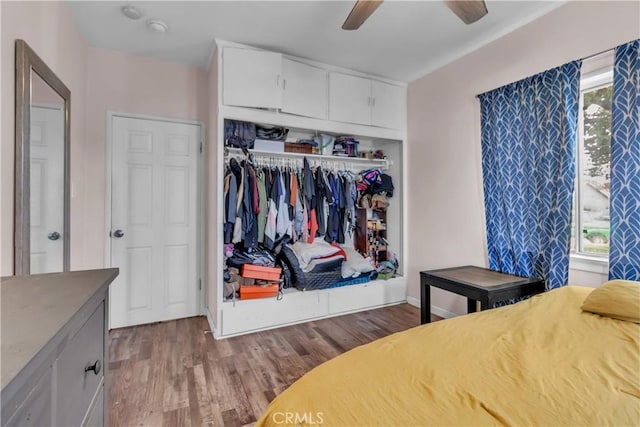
[208,40,407,337]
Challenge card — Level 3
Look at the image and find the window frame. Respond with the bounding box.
[571,57,613,267]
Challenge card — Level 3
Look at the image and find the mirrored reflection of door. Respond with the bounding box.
[30,71,65,274]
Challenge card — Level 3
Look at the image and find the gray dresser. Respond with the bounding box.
[1,269,118,427]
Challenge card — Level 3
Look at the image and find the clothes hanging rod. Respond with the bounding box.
[475,47,615,99]
[224,147,391,169]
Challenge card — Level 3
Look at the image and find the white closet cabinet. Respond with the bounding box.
[329,72,372,126]
[371,80,406,130]
[223,47,282,109]
[210,40,409,339]
[282,59,328,120]
[329,72,406,129]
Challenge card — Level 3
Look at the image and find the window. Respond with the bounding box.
[571,60,613,257]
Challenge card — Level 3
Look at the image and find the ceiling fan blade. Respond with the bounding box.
[342,0,383,30]
[445,0,488,25]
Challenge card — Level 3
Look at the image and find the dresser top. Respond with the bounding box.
[1,268,118,389]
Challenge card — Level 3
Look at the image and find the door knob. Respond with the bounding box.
[111,229,125,238]
[85,360,101,376]
[47,231,60,241]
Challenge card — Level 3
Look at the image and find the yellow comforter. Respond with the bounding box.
[257,286,640,426]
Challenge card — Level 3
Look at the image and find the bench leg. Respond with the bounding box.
[467,298,477,313]
[421,280,431,324]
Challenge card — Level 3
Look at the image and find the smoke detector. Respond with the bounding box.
[147,19,169,33]
[121,5,142,20]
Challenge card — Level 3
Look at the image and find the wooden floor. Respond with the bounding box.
[108,303,437,426]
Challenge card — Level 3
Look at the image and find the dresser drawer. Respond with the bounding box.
[4,371,52,427]
[82,384,104,427]
[56,302,104,426]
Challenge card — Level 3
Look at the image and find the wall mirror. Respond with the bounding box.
[14,39,70,275]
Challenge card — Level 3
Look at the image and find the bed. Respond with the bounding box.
[256,285,640,426]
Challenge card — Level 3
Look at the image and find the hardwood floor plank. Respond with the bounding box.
[163,407,191,427]
[198,355,226,426]
[221,408,242,427]
[109,303,434,425]
[185,367,202,426]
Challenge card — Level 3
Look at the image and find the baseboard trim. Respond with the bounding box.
[204,306,219,339]
[406,296,459,319]
[431,305,459,320]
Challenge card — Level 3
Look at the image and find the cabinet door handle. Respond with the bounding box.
[372,97,376,107]
[276,74,280,88]
[85,360,101,376]
[283,79,286,90]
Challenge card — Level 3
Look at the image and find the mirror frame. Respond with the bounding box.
[14,39,71,275]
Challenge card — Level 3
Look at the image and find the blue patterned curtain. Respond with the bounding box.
[479,61,582,290]
[609,40,640,280]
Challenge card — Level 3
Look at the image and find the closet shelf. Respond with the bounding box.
[224,147,391,170]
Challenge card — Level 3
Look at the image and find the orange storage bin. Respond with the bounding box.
[241,264,282,281]
[240,283,279,300]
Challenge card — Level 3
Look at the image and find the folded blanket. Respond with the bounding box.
[303,254,345,273]
[291,240,341,269]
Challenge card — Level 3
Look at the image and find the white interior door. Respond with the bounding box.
[30,105,64,274]
[109,116,200,329]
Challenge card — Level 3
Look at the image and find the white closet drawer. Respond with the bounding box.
[221,290,329,336]
[56,302,104,426]
[328,278,406,314]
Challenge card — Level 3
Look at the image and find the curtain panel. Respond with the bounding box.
[479,61,582,290]
[609,40,640,281]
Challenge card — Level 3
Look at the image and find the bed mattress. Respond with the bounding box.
[257,286,640,426]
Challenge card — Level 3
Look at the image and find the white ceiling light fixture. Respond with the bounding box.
[121,5,142,20]
[147,19,169,33]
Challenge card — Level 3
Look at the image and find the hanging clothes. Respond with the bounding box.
[264,168,279,250]
[223,154,381,255]
[232,159,245,244]
[343,172,357,241]
[242,162,259,249]
[303,158,317,244]
[223,168,237,244]
[276,169,291,241]
[293,173,304,241]
[314,166,333,237]
[325,172,340,243]
[256,169,267,244]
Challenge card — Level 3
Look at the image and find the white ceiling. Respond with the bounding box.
[66,0,566,82]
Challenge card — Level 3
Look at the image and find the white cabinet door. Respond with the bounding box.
[371,80,406,130]
[282,59,328,119]
[329,72,371,126]
[223,47,282,109]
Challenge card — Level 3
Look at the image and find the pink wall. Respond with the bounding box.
[205,50,219,317]
[1,1,88,275]
[406,0,640,315]
[83,47,208,269]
